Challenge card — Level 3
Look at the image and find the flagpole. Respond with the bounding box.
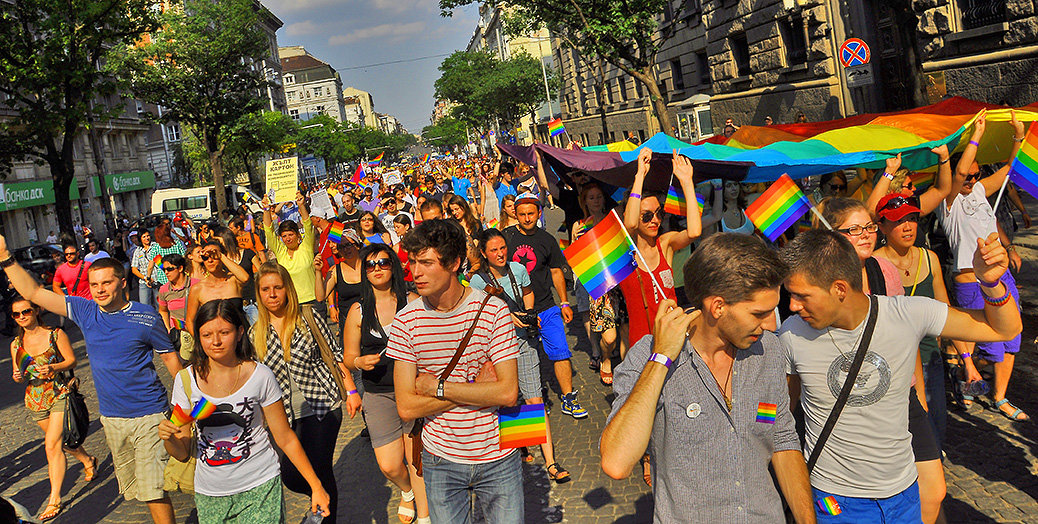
[612,209,667,299]
[810,206,834,230]
[992,172,1011,213]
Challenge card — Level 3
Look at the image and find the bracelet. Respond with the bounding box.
[969,140,980,147]
[0,257,14,269]
[960,352,971,359]
[1012,136,1025,143]
[978,278,1001,288]
[648,352,673,368]
[346,389,358,396]
[983,287,1012,307]
[939,157,950,165]
[559,302,570,307]
[881,171,895,181]
[630,192,642,199]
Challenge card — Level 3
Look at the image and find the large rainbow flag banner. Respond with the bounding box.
[563,210,637,300]
[745,174,811,242]
[498,403,547,449]
[367,152,384,166]
[548,118,566,137]
[1008,123,1038,199]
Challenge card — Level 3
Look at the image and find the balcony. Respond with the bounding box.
[959,0,1005,30]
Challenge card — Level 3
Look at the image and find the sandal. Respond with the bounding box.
[961,394,974,409]
[641,454,652,487]
[994,398,1030,421]
[398,489,416,523]
[588,357,601,371]
[84,455,98,482]
[546,462,571,484]
[39,501,62,521]
[600,371,613,386]
[519,447,534,463]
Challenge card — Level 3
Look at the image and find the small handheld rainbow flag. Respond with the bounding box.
[663,177,705,216]
[170,404,194,426]
[326,221,345,244]
[152,255,164,271]
[190,398,217,420]
[756,402,777,424]
[817,496,842,516]
[368,152,384,166]
[485,218,499,230]
[563,209,637,300]
[170,317,186,331]
[420,154,430,163]
[15,347,34,376]
[498,403,547,449]
[744,174,812,242]
[548,118,566,137]
[1008,123,1038,199]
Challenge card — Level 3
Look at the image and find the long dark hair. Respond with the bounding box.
[357,244,408,336]
[192,299,254,380]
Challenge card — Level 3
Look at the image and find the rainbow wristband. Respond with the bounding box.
[648,352,673,369]
[983,288,1012,307]
[969,140,980,147]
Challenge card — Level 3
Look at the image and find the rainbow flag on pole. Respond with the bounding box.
[745,174,812,242]
[663,178,705,216]
[498,403,547,449]
[420,154,430,163]
[1008,124,1038,199]
[563,209,637,300]
[367,152,384,166]
[327,221,345,244]
[548,118,565,137]
[15,347,34,377]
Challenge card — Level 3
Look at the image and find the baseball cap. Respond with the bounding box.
[339,228,362,246]
[515,192,541,209]
[876,194,921,222]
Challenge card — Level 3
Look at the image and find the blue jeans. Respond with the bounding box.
[813,482,922,523]
[422,449,523,524]
[923,356,946,453]
[138,281,156,309]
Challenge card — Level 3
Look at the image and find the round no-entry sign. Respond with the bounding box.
[839,38,871,68]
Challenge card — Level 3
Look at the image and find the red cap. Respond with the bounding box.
[875,194,921,222]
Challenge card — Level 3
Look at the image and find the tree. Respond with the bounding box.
[422,117,468,150]
[434,50,556,133]
[291,115,359,176]
[112,0,273,215]
[225,110,298,189]
[441,0,676,135]
[0,0,160,237]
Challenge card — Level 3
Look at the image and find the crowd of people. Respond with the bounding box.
[0,109,1030,523]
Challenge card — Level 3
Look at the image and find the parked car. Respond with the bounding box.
[11,243,62,285]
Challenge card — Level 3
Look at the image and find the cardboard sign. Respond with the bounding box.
[265,157,299,203]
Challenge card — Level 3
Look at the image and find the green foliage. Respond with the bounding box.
[422,117,468,150]
[0,0,161,234]
[434,50,556,129]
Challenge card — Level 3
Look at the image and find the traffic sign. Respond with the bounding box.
[839,38,871,68]
[846,63,875,87]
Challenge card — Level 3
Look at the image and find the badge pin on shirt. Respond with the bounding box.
[686,402,701,419]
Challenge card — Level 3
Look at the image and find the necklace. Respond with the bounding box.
[826,302,870,356]
[888,247,917,277]
[435,287,468,313]
[694,341,735,411]
[212,361,243,397]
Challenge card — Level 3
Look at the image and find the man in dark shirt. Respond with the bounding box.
[338,192,361,227]
[503,193,587,419]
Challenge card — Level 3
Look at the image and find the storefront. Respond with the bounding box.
[91,170,156,225]
[0,180,82,248]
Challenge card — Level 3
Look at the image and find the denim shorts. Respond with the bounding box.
[812,482,922,523]
[951,271,1020,362]
[537,306,572,361]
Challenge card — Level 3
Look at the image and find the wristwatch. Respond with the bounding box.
[435,379,446,400]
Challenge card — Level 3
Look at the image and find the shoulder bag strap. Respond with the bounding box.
[72,261,86,295]
[806,294,879,472]
[863,257,887,296]
[439,294,493,382]
[300,305,350,401]
[503,265,524,309]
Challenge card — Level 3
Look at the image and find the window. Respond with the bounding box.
[166,124,180,142]
[313,88,322,98]
[287,91,294,101]
[633,76,643,98]
[696,51,711,84]
[670,59,685,90]
[326,87,332,96]
[958,0,1006,29]
[616,76,626,101]
[315,105,325,115]
[779,15,808,65]
[284,74,295,84]
[136,100,144,114]
[731,34,751,77]
[289,109,300,120]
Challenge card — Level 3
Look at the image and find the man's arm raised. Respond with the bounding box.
[0,235,68,317]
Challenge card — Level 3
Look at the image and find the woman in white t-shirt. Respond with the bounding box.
[158,299,330,523]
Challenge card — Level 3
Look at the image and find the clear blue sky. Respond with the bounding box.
[264,0,478,134]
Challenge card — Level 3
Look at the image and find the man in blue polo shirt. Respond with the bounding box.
[0,235,182,524]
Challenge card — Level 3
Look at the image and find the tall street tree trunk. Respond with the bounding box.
[627,66,674,136]
[205,131,228,215]
[87,125,118,240]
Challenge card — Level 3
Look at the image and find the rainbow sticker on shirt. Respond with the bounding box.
[817,496,842,516]
[756,402,777,424]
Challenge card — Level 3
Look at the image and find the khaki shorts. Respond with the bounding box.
[100,412,169,502]
[179,330,195,362]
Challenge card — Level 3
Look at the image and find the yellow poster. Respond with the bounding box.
[265,157,298,203]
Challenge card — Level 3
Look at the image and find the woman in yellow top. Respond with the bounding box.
[262,191,319,307]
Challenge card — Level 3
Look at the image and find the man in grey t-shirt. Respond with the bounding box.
[779,230,1020,522]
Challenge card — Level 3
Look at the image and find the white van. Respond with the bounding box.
[151,185,262,220]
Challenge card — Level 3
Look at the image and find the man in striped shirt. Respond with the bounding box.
[389,219,523,524]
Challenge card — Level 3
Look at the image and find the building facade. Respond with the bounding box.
[343,87,378,128]
[280,47,348,123]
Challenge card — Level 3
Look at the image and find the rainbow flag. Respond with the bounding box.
[909,171,935,190]
[152,255,164,271]
[558,238,570,251]
[663,179,705,216]
[756,402,777,424]
[15,347,34,376]
[817,496,842,516]
[170,404,194,426]
[1008,123,1038,199]
[420,154,430,163]
[498,403,547,449]
[485,218,499,230]
[745,174,811,242]
[563,209,637,300]
[368,152,384,166]
[548,118,565,137]
[327,221,345,244]
[170,317,186,330]
[190,398,217,420]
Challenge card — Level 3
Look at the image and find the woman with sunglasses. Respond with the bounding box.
[359,211,392,245]
[252,262,358,523]
[215,228,260,325]
[183,239,250,337]
[342,245,427,523]
[9,298,97,521]
[819,196,947,524]
[314,228,364,335]
[620,148,702,347]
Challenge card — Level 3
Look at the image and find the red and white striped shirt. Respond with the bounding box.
[386,289,518,464]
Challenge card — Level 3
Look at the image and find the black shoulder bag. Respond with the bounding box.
[806,294,879,473]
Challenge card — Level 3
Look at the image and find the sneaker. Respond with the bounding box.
[560,391,588,419]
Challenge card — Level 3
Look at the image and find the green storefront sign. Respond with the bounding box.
[0,180,80,212]
[92,170,156,195]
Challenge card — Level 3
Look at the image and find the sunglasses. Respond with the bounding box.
[12,308,34,318]
[640,209,664,223]
[965,173,982,182]
[162,266,181,272]
[64,252,77,257]
[880,195,920,212]
[364,258,393,271]
[828,184,846,191]
[836,223,879,236]
[200,252,219,261]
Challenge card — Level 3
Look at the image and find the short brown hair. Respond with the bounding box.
[780,229,862,291]
[87,257,126,280]
[684,233,788,307]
